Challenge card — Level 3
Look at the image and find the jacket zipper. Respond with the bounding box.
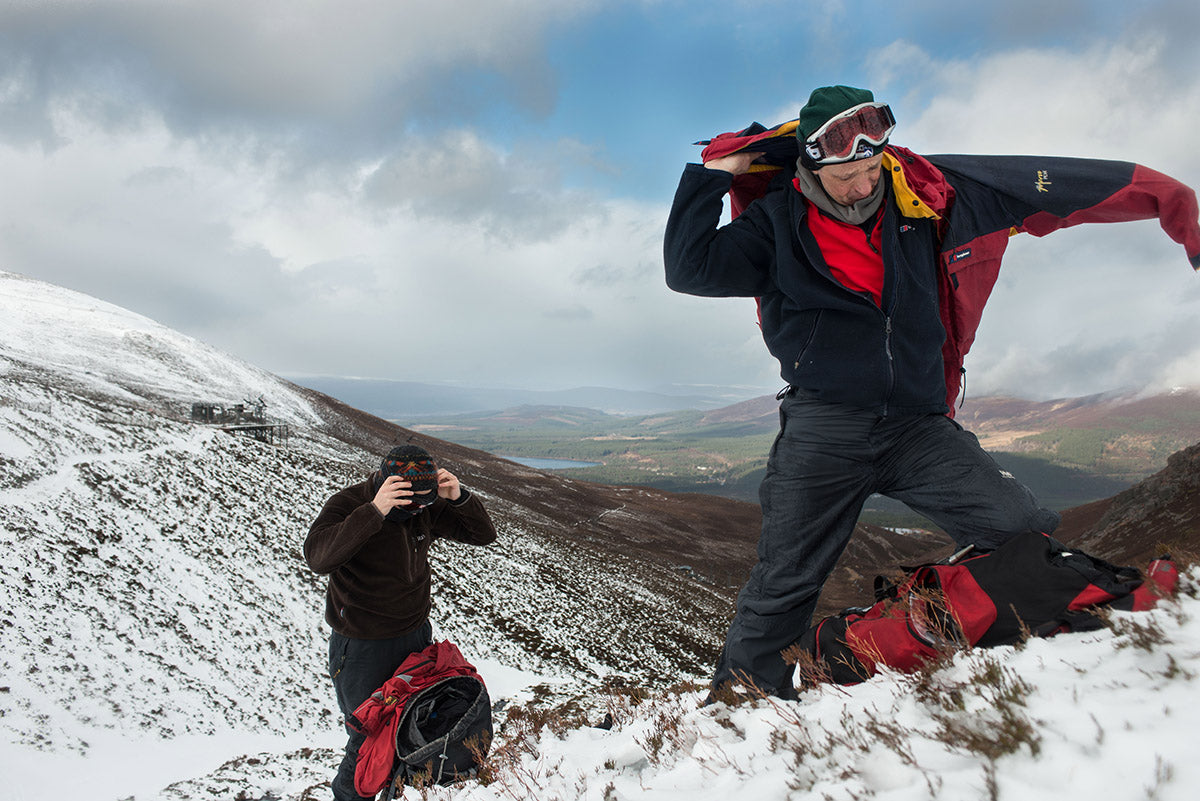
[866,223,881,255]
[883,315,895,417]
[792,310,823,371]
[880,210,904,417]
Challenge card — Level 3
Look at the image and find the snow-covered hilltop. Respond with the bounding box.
[0,270,324,426]
[2,270,1199,801]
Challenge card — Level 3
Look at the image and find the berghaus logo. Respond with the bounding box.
[951,248,972,262]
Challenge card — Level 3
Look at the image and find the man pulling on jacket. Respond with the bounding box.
[664,85,1200,701]
[305,444,497,800]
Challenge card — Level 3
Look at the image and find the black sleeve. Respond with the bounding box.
[928,154,1198,264]
[663,163,777,297]
[428,491,498,546]
[303,486,384,575]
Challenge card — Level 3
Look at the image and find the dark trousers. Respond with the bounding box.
[713,396,1060,699]
[328,622,434,801]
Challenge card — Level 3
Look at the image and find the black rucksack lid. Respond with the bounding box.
[394,675,493,785]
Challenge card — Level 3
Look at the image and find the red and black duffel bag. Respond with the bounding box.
[795,531,1178,685]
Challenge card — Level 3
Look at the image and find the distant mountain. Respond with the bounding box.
[424,403,620,430]
[688,389,1200,461]
[284,375,757,418]
[960,389,1200,481]
[1056,440,1200,566]
[684,389,1200,509]
[404,387,1200,468]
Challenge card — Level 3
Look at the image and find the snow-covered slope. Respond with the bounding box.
[0,270,735,798]
[1,271,367,796]
[3,270,1200,801]
[427,591,1200,801]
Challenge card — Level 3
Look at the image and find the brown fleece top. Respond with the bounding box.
[303,477,497,639]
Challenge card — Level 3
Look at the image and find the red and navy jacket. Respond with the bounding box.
[663,118,1200,416]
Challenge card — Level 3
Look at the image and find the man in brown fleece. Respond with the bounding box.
[304,444,497,801]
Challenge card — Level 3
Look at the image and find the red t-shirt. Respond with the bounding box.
[803,197,884,307]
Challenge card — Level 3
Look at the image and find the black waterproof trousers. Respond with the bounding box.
[713,395,1061,699]
[328,622,434,801]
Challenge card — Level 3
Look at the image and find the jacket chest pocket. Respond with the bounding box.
[398,531,432,579]
[939,229,1012,340]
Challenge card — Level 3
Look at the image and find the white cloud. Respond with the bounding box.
[355,129,604,243]
[0,99,780,393]
[0,0,597,153]
[865,36,1200,400]
[873,36,1200,172]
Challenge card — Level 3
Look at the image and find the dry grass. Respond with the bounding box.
[447,565,1200,800]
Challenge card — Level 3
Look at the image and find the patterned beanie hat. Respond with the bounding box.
[380,445,439,496]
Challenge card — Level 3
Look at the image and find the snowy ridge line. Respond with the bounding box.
[0,271,324,427]
[450,584,1200,801]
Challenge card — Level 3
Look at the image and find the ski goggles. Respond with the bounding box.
[803,102,896,165]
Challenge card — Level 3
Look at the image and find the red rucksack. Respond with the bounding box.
[794,531,1178,685]
[349,640,493,796]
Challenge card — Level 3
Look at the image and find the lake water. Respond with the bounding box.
[503,456,601,470]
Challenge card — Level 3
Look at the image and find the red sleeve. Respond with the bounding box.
[1019,164,1200,268]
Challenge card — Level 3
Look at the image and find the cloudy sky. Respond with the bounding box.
[2,0,1198,401]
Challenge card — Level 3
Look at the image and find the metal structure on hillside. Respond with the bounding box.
[191,396,289,446]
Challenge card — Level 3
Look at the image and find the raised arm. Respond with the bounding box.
[303,487,384,575]
[428,469,497,546]
[663,153,777,298]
